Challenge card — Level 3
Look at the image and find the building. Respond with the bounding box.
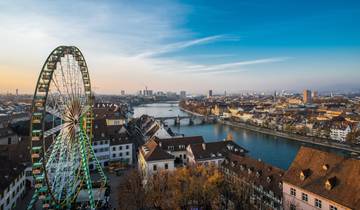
[108,125,134,165]
[208,90,213,98]
[283,147,360,210]
[303,89,312,104]
[180,91,186,99]
[312,91,318,99]
[150,136,204,166]
[221,155,284,210]
[187,140,247,166]
[330,124,351,142]
[0,159,26,210]
[138,138,175,177]
[136,115,172,142]
[91,119,135,169]
[211,104,228,116]
[93,103,128,126]
[121,90,125,96]
[0,127,20,145]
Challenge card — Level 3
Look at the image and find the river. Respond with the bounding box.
[134,103,308,170]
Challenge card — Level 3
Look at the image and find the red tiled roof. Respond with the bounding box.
[140,139,174,162]
[283,146,360,209]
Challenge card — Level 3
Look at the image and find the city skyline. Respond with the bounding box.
[0,0,360,94]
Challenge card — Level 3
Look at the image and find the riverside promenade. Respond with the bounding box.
[178,104,360,154]
[219,119,360,154]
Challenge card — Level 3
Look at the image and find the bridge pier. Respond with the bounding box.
[174,116,181,126]
[201,118,206,125]
[189,118,194,126]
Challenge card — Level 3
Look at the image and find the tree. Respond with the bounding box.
[117,169,147,210]
[117,166,225,210]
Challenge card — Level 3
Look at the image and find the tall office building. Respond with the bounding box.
[121,90,125,96]
[312,90,318,99]
[273,91,277,102]
[180,91,186,99]
[303,89,312,104]
[208,90,213,98]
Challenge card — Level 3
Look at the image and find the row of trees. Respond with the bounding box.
[117,166,252,210]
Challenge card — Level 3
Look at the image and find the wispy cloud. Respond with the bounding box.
[134,35,236,58]
[173,57,291,74]
[0,0,307,94]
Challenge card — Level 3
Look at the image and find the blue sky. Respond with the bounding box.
[0,0,359,94]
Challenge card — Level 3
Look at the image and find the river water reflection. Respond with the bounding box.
[134,103,303,170]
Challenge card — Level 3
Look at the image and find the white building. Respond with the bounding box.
[330,125,351,142]
[138,139,175,177]
[149,136,204,166]
[0,161,26,210]
[91,139,110,169]
[110,138,134,165]
[91,121,135,170]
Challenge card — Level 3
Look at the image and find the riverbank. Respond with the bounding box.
[179,107,205,117]
[219,119,360,154]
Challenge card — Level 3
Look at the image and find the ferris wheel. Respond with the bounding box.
[28,46,107,209]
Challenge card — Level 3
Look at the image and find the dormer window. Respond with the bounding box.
[325,177,337,190]
[266,176,272,183]
[256,171,261,178]
[300,169,311,181]
[322,164,329,171]
[101,133,105,137]
[210,153,216,157]
[240,165,245,171]
[248,168,253,174]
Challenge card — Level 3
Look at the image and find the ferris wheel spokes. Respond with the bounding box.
[29,46,107,210]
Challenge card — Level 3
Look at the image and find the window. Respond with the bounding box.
[302,193,308,202]
[153,165,157,171]
[119,153,123,157]
[165,163,168,170]
[330,205,337,210]
[290,204,296,210]
[8,137,11,144]
[290,188,296,197]
[183,154,186,159]
[112,147,116,151]
[112,154,116,158]
[126,145,129,149]
[119,146,122,150]
[315,199,322,208]
[126,152,129,156]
